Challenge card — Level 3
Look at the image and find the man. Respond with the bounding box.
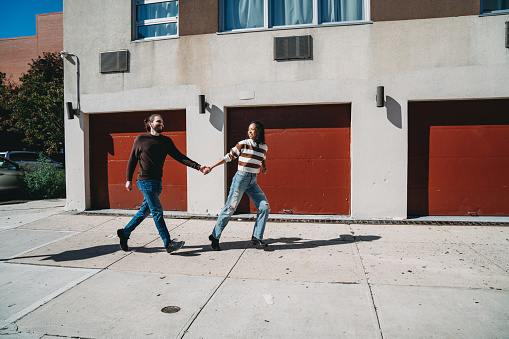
[117,114,210,253]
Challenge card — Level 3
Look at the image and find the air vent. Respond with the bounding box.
[274,35,312,61]
[100,50,128,73]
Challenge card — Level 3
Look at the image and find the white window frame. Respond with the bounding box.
[133,0,179,41]
[219,0,371,33]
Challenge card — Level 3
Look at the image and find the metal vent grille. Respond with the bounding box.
[274,35,312,61]
[100,50,128,73]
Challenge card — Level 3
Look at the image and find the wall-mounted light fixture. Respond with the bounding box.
[199,95,209,114]
[376,86,385,107]
[60,51,80,119]
[506,21,508,49]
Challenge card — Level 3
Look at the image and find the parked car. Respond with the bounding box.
[0,156,24,199]
[0,151,64,169]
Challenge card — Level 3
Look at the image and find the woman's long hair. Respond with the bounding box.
[250,120,266,146]
[144,114,161,132]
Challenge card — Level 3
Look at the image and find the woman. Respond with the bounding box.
[207,121,270,251]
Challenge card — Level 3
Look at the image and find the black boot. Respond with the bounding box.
[117,229,129,251]
[250,236,268,248]
[209,234,221,251]
[166,240,185,253]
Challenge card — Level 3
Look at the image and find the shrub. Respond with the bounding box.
[21,156,66,199]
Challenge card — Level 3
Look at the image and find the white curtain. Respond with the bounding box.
[321,0,363,22]
[272,0,313,26]
[225,0,264,30]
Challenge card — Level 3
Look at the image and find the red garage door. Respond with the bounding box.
[90,110,188,210]
[408,99,509,216]
[227,104,351,215]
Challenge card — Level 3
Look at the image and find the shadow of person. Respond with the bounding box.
[170,234,382,256]
[5,244,120,262]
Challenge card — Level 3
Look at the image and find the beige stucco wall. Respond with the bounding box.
[63,0,509,218]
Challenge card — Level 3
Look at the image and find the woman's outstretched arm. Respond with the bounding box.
[209,158,226,171]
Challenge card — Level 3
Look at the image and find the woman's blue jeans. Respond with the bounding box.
[123,180,171,247]
[213,171,270,240]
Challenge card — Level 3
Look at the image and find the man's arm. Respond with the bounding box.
[166,137,203,171]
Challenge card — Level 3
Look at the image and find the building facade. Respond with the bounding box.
[0,12,63,83]
[63,0,509,218]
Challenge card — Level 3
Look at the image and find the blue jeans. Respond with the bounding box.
[123,180,171,247]
[213,171,270,240]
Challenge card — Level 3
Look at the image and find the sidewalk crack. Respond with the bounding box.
[178,241,251,338]
[349,225,384,339]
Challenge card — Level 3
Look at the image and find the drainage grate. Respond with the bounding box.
[161,306,181,314]
[78,212,509,227]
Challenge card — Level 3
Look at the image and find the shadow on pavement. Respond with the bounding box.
[4,244,120,262]
[4,235,381,261]
[172,234,381,257]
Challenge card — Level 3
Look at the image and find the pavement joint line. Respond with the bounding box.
[349,225,385,339]
[85,215,124,231]
[0,267,100,330]
[178,240,251,338]
[4,231,80,261]
[447,228,509,275]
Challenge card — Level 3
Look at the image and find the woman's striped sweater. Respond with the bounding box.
[224,139,268,173]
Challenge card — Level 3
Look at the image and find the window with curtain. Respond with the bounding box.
[481,0,509,13]
[134,0,178,40]
[222,0,366,31]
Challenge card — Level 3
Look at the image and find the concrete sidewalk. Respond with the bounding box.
[0,200,508,338]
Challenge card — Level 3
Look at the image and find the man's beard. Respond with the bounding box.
[154,125,163,133]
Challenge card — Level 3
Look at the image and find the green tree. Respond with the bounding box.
[1,52,64,155]
[0,72,25,149]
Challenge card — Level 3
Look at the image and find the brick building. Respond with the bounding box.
[0,12,63,83]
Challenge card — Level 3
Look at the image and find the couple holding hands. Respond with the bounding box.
[117,114,270,254]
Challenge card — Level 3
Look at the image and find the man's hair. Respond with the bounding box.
[144,114,162,132]
[249,120,266,146]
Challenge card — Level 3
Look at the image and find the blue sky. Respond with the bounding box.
[0,0,63,39]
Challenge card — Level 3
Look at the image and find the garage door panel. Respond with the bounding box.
[159,185,187,211]
[162,162,187,183]
[228,104,350,215]
[429,157,509,187]
[430,126,509,158]
[110,135,137,159]
[90,110,187,210]
[258,159,350,188]
[107,160,128,184]
[429,186,509,216]
[107,184,187,211]
[263,185,350,215]
[266,128,350,159]
[408,99,509,216]
[108,184,144,209]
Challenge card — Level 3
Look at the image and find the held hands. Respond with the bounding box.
[200,166,212,175]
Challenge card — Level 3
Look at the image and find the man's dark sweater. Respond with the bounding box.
[126,133,201,182]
